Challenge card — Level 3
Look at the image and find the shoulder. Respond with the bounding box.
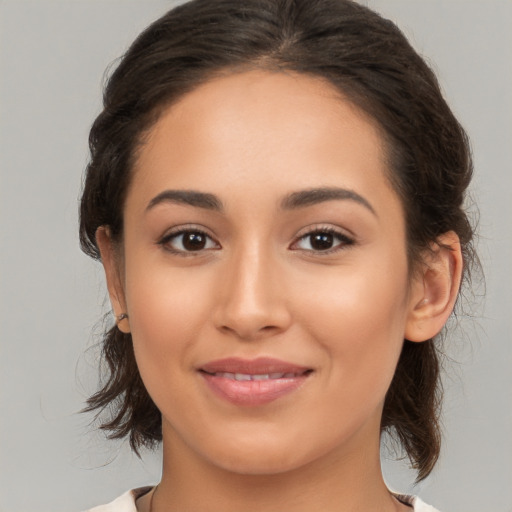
[412,496,442,512]
[84,487,153,512]
[395,494,442,512]
[84,489,440,512]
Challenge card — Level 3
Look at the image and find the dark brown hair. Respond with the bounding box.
[80,0,475,481]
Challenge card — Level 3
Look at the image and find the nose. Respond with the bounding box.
[212,244,292,341]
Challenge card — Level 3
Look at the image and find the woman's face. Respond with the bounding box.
[106,70,424,474]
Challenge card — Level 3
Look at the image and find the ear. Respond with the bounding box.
[96,226,131,334]
[405,231,463,342]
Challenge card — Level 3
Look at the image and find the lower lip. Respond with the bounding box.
[200,372,310,406]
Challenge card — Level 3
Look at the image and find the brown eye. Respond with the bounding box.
[309,232,335,250]
[293,229,354,253]
[160,229,219,254]
[182,232,207,251]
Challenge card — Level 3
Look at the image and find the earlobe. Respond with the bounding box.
[405,231,463,343]
[96,226,131,334]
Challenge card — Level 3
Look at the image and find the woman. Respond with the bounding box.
[80,0,475,510]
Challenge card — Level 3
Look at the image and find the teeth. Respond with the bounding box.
[218,372,235,379]
[215,372,293,380]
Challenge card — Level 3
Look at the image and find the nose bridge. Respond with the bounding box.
[214,239,289,339]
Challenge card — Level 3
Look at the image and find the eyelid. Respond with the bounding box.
[293,222,355,239]
[157,224,221,255]
[156,223,355,256]
[290,224,356,254]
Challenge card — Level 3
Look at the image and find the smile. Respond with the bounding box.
[198,357,313,406]
[206,372,303,380]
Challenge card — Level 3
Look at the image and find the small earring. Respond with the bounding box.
[116,313,129,324]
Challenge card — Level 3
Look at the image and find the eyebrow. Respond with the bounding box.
[146,189,223,212]
[281,187,376,216]
[145,186,376,216]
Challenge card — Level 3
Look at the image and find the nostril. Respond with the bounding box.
[257,325,281,334]
[219,323,282,341]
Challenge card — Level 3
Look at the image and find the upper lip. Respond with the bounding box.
[199,357,312,375]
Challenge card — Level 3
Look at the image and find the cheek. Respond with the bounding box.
[122,264,220,424]
[299,257,409,334]
[296,260,410,394]
[123,256,214,373]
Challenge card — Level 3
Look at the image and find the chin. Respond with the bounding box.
[210,450,307,476]
[199,428,330,476]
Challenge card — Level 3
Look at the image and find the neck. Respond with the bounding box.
[149,422,405,512]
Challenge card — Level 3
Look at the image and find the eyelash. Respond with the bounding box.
[291,226,355,255]
[157,225,355,256]
[157,225,219,257]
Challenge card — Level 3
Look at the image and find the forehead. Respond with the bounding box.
[129,70,396,214]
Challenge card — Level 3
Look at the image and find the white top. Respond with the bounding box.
[85,487,441,512]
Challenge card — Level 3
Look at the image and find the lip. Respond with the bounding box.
[198,357,312,406]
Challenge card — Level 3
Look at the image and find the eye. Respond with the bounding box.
[159,228,220,254]
[292,228,354,253]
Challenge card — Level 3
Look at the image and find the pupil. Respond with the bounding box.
[183,232,206,251]
[311,232,333,250]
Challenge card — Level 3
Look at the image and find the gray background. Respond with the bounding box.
[0,1,511,511]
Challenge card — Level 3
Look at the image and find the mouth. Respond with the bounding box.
[198,357,313,406]
[201,371,309,380]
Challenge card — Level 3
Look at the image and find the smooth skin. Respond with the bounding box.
[97,70,462,512]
